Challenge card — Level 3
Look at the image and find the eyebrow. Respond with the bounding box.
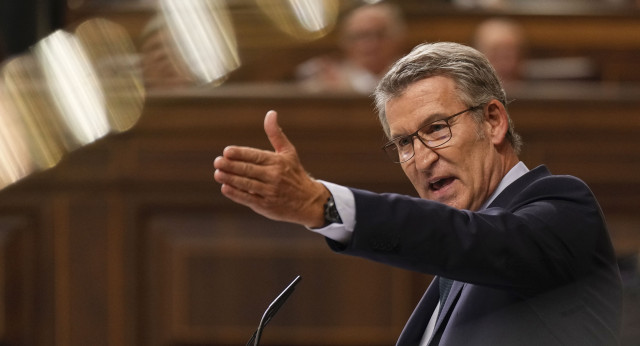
[389,112,447,139]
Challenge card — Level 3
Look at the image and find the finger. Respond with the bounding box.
[264,110,294,154]
[214,155,273,184]
[214,168,269,195]
[219,183,264,209]
[213,155,225,170]
[221,146,276,165]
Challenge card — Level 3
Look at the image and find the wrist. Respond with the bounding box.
[304,183,331,229]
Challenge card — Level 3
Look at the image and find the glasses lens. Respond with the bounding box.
[383,140,415,163]
[420,122,452,148]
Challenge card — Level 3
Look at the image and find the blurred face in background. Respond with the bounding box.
[339,4,405,75]
[473,18,527,83]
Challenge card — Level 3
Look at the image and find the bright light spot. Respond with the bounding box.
[289,0,332,32]
[257,0,338,40]
[0,85,34,189]
[35,30,110,145]
[75,19,145,132]
[160,0,240,85]
[1,55,68,169]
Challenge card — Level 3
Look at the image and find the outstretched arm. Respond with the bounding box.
[213,110,330,228]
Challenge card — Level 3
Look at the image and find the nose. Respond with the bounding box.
[412,136,438,169]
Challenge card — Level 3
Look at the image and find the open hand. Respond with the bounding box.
[213,110,329,228]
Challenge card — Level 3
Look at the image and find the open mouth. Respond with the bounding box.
[429,177,455,191]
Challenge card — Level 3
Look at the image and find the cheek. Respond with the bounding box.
[400,163,415,180]
[401,163,423,188]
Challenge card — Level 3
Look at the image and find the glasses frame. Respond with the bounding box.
[382,105,483,163]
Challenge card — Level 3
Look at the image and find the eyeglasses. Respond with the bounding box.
[382,105,482,163]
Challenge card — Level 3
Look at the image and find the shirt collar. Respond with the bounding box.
[479,161,529,211]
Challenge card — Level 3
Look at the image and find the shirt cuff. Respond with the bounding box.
[307,180,355,244]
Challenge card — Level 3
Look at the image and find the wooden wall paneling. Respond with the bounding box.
[129,192,227,346]
[0,215,36,345]
[407,13,640,52]
[52,195,71,346]
[56,190,135,346]
[35,196,56,346]
[53,193,111,346]
[141,208,422,346]
[137,91,416,195]
[66,4,640,83]
[509,97,640,253]
[106,192,127,346]
[510,98,640,181]
[66,4,640,53]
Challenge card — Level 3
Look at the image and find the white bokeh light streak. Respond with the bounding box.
[35,31,109,145]
[160,0,240,84]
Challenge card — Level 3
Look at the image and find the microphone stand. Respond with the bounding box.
[246,275,302,346]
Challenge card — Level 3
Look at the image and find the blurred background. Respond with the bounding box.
[0,0,639,345]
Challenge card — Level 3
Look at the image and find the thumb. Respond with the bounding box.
[264,110,294,154]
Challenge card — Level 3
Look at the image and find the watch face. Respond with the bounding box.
[324,196,342,224]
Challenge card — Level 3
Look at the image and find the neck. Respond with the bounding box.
[495,138,519,172]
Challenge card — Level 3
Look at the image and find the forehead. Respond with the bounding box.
[385,76,463,134]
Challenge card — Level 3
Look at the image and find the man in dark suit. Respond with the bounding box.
[213,42,622,345]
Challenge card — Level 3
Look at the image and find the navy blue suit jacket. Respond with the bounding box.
[327,166,622,345]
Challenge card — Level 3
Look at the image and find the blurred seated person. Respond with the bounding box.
[472,17,599,84]
[295,2,407,94]
[471,17,527,85]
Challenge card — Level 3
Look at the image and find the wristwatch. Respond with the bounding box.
[323,195,343,225]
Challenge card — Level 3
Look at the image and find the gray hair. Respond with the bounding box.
[373,42,522,154]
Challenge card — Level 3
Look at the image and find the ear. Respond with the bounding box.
[483,100,510,147]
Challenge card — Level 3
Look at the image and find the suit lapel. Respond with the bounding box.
[428,280,465,345]
[396,277,440,345]
[396,167,551,345]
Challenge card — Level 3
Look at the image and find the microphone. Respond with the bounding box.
[247,275,302,346]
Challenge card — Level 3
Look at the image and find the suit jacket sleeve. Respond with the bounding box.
[326,166,618,296]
